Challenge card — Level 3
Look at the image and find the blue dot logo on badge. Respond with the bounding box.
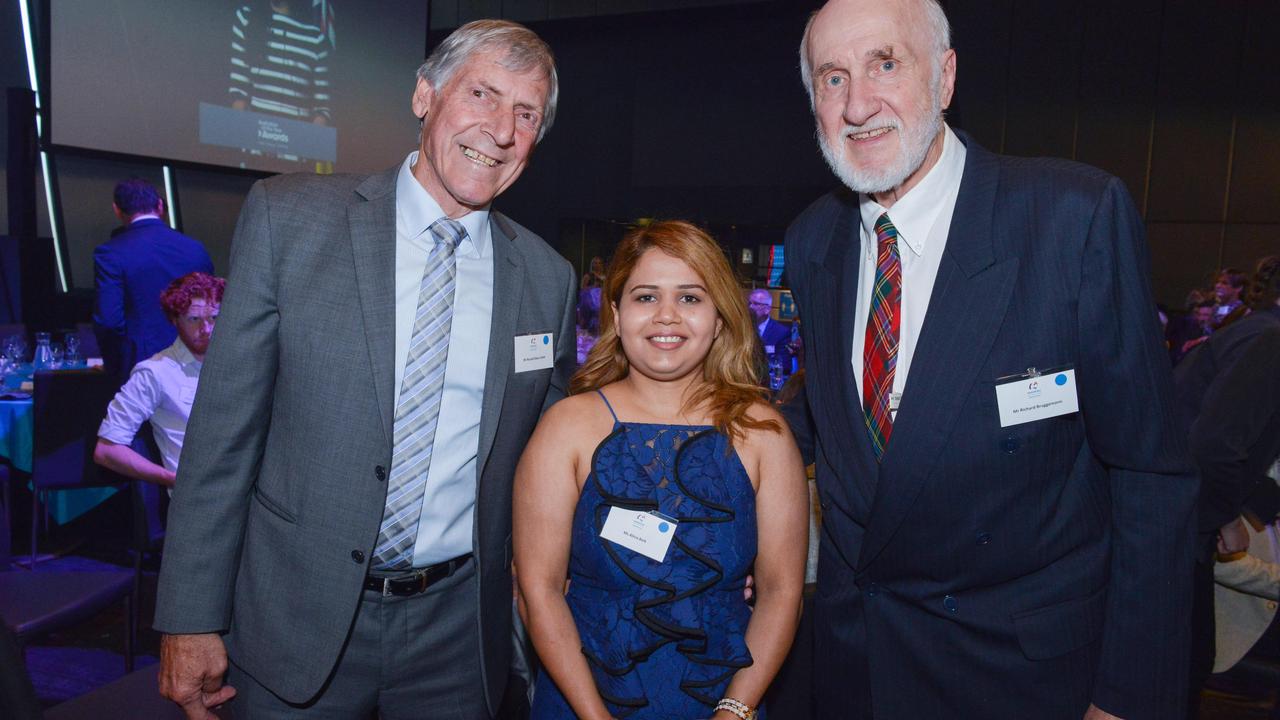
[542,335,550,345]
[658,522,670,533]
[1055,373,1068,386]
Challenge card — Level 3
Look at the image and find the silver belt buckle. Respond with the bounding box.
[380,576,393,598]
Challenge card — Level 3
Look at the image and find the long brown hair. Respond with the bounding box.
[570,220,778,442]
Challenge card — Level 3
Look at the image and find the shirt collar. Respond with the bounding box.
[858,124,966,257]
[396,151,490,258]
[164,336,201,367]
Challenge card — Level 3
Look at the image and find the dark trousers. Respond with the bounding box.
[228,561,485,719]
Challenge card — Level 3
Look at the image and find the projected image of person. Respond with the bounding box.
[226,0,337,169]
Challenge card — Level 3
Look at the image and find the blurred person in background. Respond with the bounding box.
[1170,288,1218,364]
[1213,267,1248,325]
[1178,259,1280,715]
[95,273,224,490]
[749,288,794,383]
[93,179,214,383]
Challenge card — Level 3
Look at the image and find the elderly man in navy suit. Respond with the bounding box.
[784,1,1198,718]
[93,179,214,380]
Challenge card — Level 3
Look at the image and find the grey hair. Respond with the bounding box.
[799,0,951,109]
[417,19,559,143]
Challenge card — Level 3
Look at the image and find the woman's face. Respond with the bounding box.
[614,249,722,384]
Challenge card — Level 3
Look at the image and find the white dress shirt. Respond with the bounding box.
[852,125,967,412]
[98,337,203,482]
[394,151,494,566]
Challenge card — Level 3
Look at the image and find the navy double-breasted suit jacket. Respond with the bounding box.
[785,132,1197,720]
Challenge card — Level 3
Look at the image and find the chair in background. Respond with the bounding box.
[0,610,192,720]
[0,615,42,720]
[125,423,166,635]
[0,484,136,674]
[28,370,121,567]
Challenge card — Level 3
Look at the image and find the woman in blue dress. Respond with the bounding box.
[516,221,808,720]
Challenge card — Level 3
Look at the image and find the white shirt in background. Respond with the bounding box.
[98,337,203,477]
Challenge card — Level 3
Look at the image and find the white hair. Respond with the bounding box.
[798,0,951,109]
[417,19,559,143]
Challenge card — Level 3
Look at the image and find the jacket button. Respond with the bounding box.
[866,582,879,597]
[943,594,958,613]
[1001,435,1020,454]
[975,532,992,545]
[351,550,365,564]
[374,465,386,481]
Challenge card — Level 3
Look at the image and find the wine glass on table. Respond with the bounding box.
[65,334,82,367]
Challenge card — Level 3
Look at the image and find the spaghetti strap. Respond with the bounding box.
[596,389,620,424]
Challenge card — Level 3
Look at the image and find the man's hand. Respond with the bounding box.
[159,633,235,719]
[1218,517,1250,555]
[1083,703,1122,720]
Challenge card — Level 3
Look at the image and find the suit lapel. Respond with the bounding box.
[858,138,1019,570]
[476,213,524,478]
[349,169,399,447]
[808,197,879,509]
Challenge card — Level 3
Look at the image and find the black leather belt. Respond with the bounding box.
[364,554,472,597]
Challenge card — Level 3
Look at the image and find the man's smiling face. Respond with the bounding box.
[411,49,549,217]
[806,0,954,200]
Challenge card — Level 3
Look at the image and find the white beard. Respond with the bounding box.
[818,88,944,195]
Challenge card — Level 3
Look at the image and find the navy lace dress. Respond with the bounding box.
[530,391,760,719]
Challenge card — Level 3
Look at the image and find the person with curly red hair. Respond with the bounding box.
[94,272,225,489]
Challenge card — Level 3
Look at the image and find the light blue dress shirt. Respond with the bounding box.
[393,152,494,566]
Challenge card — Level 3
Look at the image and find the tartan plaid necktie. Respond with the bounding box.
[863,212,901,461]
[372,217,465,570]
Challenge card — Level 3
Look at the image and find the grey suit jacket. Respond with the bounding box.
[154,165,577,711]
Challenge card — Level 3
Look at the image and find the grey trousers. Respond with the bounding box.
[228,560,487,719]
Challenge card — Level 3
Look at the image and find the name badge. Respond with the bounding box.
[513,332,554,373]
[995,367,1079,428]
[599,507,677,562]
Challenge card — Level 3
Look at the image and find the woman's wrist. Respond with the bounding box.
[714,696,758,720]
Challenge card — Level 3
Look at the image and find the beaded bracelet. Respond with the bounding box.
[714,697,757,720]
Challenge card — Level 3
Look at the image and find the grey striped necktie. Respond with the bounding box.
[373,217,466,570]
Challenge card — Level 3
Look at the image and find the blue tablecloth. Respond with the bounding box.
[0,397,117,525]
[0,398,33,473]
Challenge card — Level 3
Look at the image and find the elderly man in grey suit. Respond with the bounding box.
[154,20,576,719]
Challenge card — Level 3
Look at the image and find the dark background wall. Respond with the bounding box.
[1,0,1276,316]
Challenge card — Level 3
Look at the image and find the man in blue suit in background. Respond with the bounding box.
[785,1,1198,718]
[93,178,214,381]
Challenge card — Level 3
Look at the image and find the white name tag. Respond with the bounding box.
[599,507,677,562]
[995,368,1079,428]
[513,333,554,373]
